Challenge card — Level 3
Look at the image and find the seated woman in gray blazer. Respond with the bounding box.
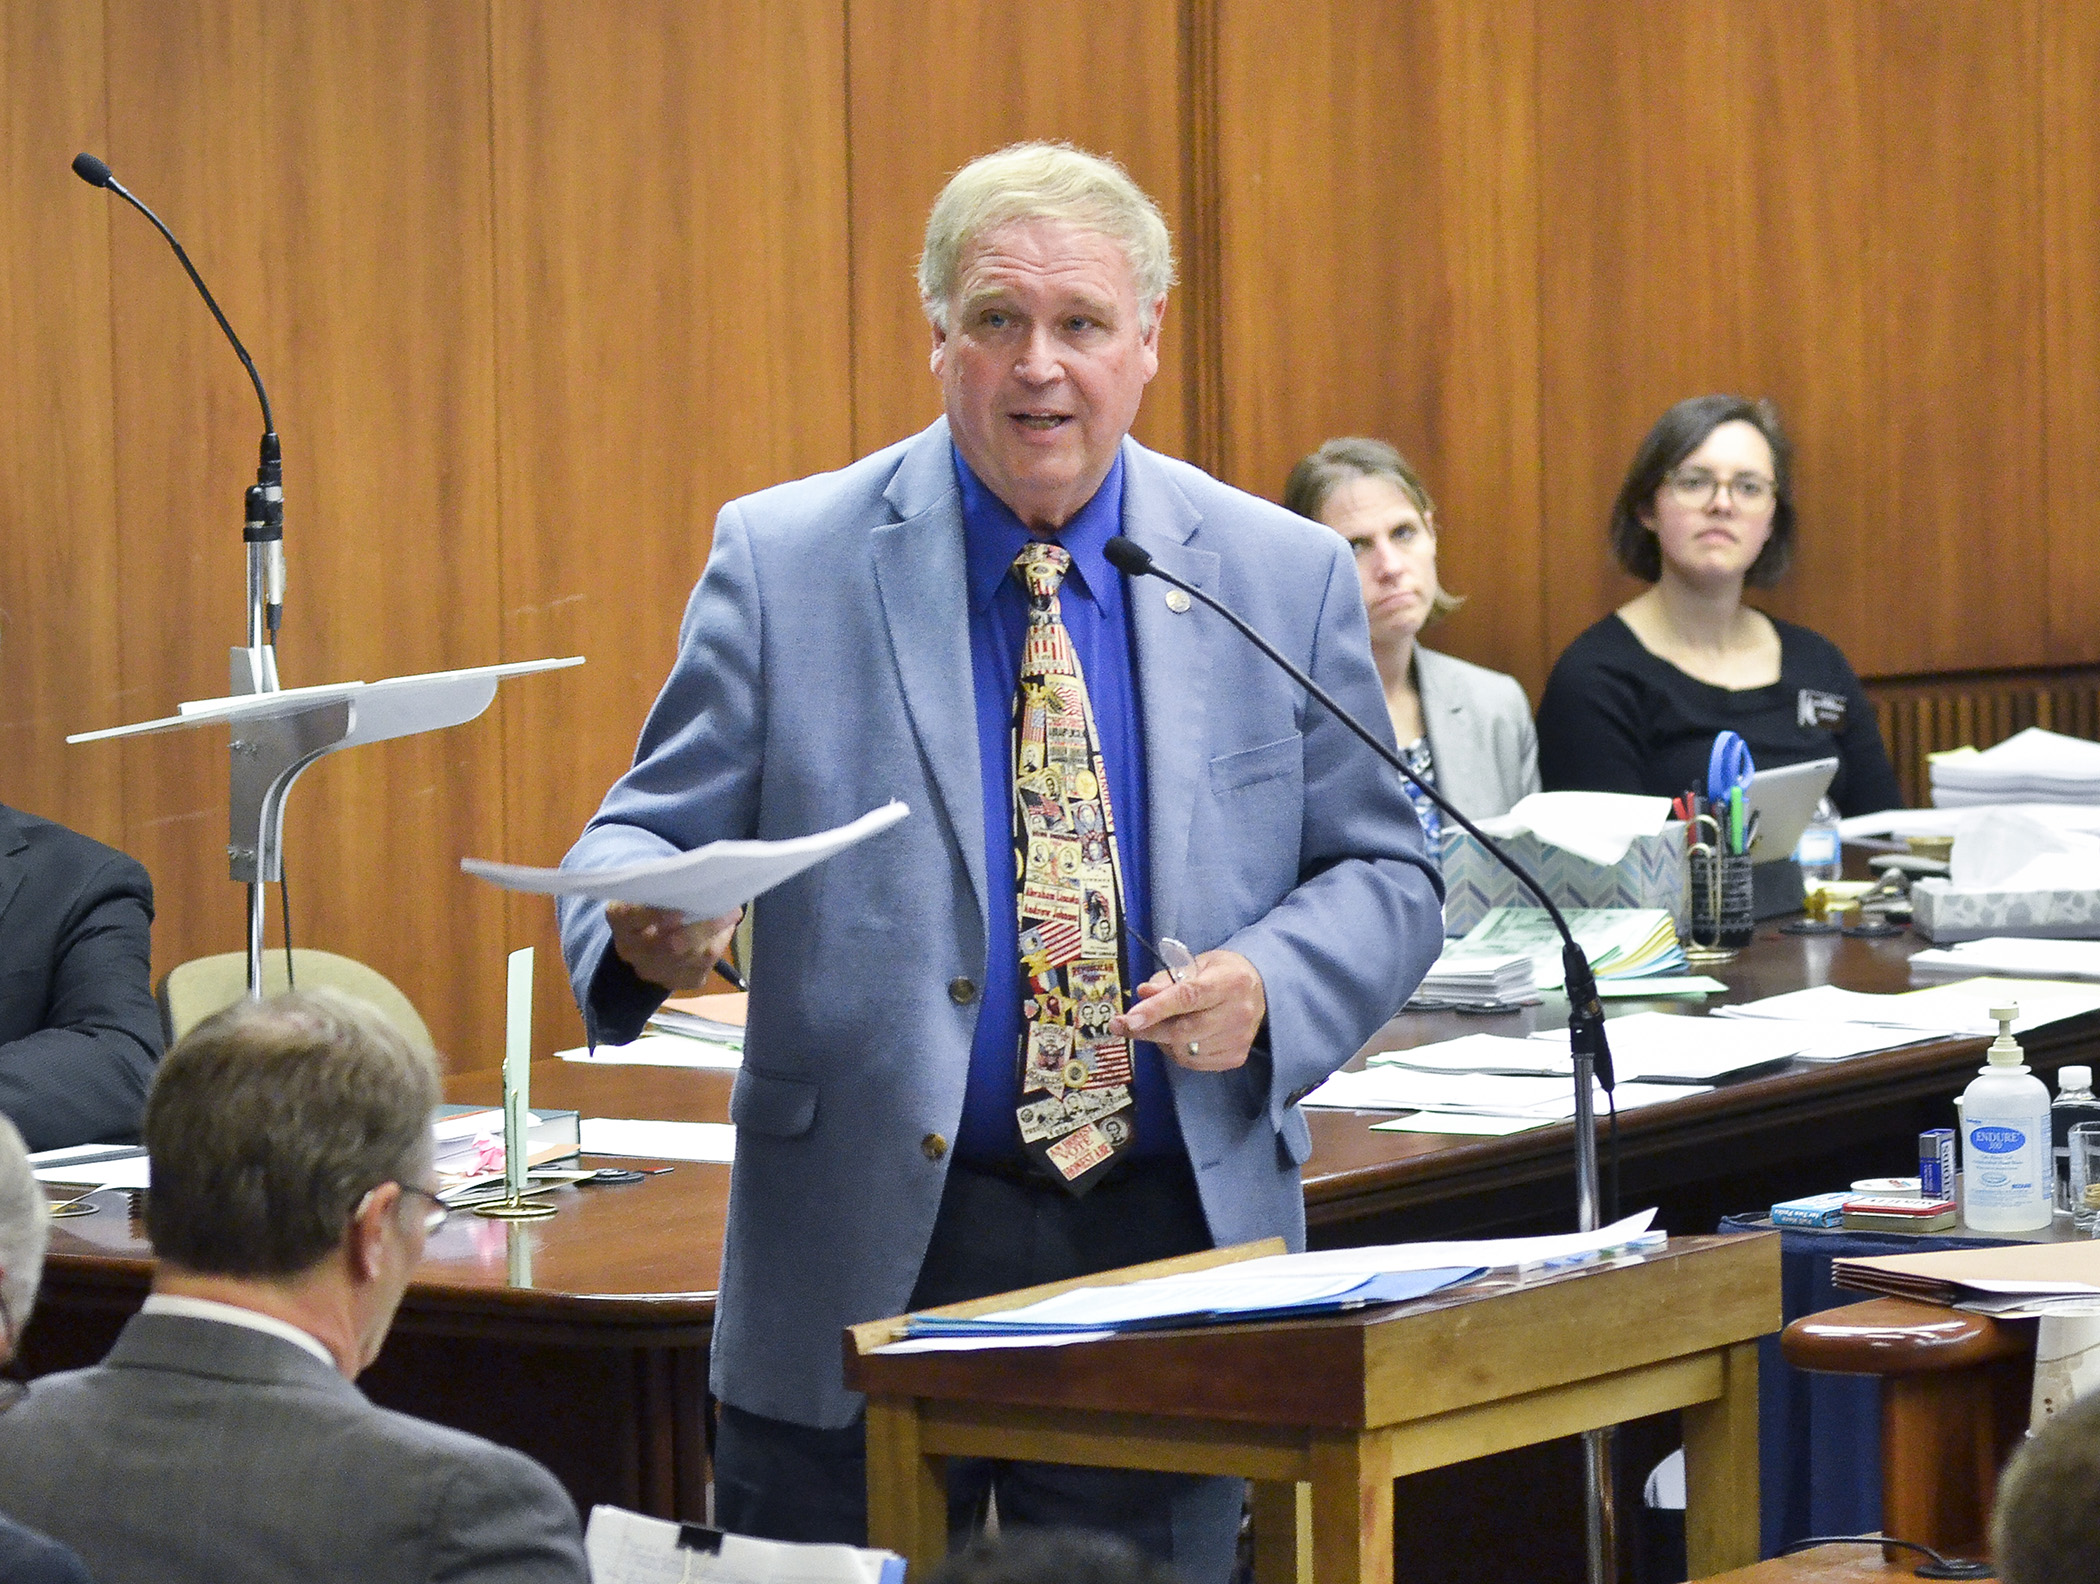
[1284,438,1540,844]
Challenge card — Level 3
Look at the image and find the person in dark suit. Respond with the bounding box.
[0,1111,94,1583]
[0,803,162,1150]
[0,991,587,1584]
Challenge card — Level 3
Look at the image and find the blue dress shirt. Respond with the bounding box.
[953,448,1183,1165]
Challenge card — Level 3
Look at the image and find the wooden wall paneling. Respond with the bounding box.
[845,0,1189,465]
[1538,1,1874,675]
[2044,0,2100,665]
[491,0,854,1057]
[104,0,508,1069]
[0,4,119,838]
[1852,0,2043,676]
[1216,0,1546,691]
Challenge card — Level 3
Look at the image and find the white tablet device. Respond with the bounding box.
[1743,756,1840,863]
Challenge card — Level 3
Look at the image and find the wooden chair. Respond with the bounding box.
[157,948,436,1058]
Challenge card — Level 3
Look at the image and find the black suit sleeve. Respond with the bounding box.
[0,848,163,1150]
[1535,633,1654,795]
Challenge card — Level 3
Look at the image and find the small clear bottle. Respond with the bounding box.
[2053,1064,2100,1212]
[1794,796,1843,886]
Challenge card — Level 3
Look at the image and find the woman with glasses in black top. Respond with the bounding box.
[1536,394,1902,817]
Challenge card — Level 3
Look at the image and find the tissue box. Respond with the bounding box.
[1439,823,1688,936]
[1910,878,2100,943]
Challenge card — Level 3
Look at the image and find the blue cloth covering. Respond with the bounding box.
[953,448,1180,1164]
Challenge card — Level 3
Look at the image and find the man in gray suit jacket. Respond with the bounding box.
[0,992,588,1584]
[561,143,1442,1577]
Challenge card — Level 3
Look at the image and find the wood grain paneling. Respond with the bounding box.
[490,0,853,1055]
[1218,0,1545,687]
[101,0,507,1068]
[1539,0,1867,672]
[845,0,1188,463]
[0,4,117,836]
[1855,0,2042,675]
[2044,0,2100,663]
[1,0,2096,1088]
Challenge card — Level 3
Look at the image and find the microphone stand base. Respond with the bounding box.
[471,1194,558,1221]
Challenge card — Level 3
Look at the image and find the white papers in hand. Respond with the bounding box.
[580,1118,736,1163]
[461,802,909,920]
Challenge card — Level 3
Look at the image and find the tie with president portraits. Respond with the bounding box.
[1010,542,1137,1194]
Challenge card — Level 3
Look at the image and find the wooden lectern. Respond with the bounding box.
[847,1232,1781,1584]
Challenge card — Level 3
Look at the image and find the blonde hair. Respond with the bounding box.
[919,142,1176,332]
[1283,437,1466,623]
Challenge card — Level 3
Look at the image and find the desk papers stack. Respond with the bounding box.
[1437,907,1687,993]
[1929,728,2100,807]
[1833,1241,2100,1316]
[1718,978,2100,1039]
[1409,949,1536,1010]
[1911,939,2100,983]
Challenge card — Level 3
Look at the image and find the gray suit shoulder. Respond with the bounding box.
[347,1402,587,1582]
[1415,646,1532,712]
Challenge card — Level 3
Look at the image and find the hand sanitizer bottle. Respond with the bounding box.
[1961,1005,2053,1232]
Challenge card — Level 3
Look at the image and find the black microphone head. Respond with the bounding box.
[72,152,114,188]
[1104,536,1154,577]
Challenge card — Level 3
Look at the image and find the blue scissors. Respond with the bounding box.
[1706,730,1755,805]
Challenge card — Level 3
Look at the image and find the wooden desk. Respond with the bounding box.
[847,1234,1782,1584]
[23,930,2093,1537]
[1306,926,2100,1244]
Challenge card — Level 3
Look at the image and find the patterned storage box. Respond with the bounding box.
[1438,823,1689,937]
[1910,878,2100,943]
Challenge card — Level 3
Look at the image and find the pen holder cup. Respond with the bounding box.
[1686,849,1755,958]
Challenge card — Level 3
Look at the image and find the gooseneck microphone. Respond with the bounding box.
[73,151,285,658]
[1103,534,1616,1097]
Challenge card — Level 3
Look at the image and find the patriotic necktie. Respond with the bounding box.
[1010,542,1135,1194]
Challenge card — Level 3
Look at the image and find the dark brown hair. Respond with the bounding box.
[1283,437,1464,620]
[144,990,439,1277]
[1608,394,1796,587]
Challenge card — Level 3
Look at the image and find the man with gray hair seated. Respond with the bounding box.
[0,991,588,1584]
[0,1114,95,1582]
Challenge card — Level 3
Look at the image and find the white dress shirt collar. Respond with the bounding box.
[141,1293,337,1369]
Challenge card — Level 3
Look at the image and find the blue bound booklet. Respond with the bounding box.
[902,1264,1484,1338]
